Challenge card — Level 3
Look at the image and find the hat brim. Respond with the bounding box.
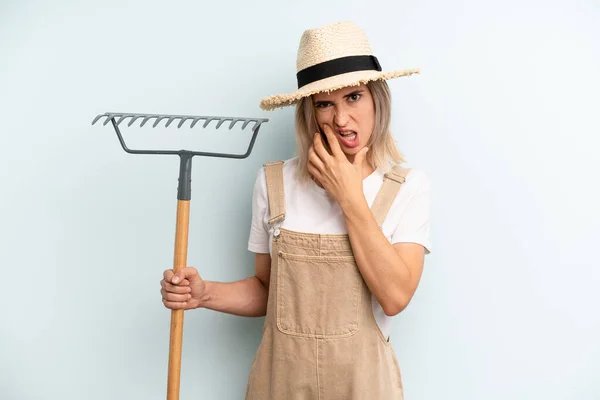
[259,68,420,111]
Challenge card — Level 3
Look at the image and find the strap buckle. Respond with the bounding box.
[384,170,406,184]
[268,213,285,225]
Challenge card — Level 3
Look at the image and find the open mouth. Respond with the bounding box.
[337,130,359,148]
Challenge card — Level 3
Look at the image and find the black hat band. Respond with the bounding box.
[296,55,382,89]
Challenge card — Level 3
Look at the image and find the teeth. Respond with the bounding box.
[339,131,356,137]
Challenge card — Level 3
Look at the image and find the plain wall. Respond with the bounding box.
[1,0,599,399]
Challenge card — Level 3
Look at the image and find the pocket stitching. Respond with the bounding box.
[276,251,361,338]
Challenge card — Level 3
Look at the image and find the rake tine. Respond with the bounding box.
[165,116,178,128]
[128,115,144,127]
[189,117,204,128]
[116,115,132,126]
[91,114,105,125]
[228,119,242,130]
[140,115,157,127]
[241,119,254,130]
[153,116,169,128]
[177,117,192,129]
[202,118,217,128]
[215,118,231,129]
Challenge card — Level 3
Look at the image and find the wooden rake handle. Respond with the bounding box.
[167,199,190,400]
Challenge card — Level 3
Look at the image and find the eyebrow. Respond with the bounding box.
[313,90,364,106]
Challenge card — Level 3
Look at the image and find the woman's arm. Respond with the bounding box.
[341,198,425,316]
[200,253,272,317]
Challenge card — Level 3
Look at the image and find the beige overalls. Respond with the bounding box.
[245,160,410,400]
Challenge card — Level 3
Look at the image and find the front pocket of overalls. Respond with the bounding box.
[276,251,361,338]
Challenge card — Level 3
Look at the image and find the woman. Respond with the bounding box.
[160,21,431,399]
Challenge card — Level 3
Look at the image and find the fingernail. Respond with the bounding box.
[172,276,179,283]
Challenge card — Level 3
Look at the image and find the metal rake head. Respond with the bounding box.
[91,112,269,159]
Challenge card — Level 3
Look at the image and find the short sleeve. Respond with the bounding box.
[247,167,270,253]
[390,172,432,254]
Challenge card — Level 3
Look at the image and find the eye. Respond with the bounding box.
[315,102,332,109]
[348,93,362,102]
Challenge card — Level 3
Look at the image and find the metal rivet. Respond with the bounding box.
[273,229,280,237]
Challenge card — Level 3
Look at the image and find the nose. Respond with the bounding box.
[333,105,349,127]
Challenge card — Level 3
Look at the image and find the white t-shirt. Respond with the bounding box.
[247,156,432,339]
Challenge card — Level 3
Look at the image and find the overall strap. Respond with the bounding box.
[371,164,411,228]
[264,161,285,225]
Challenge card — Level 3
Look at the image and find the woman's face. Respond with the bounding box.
[312,84,375,162]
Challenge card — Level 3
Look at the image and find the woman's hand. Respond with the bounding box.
[308,124,369,211]
[160,267,206,310]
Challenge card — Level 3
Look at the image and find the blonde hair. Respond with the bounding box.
[293,79,405,183]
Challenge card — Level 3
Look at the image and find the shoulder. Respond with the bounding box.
[380,164,431,197]
[384,166,432,225]
[282,156,300,174]
[403,168,431,194]
[383,166,432,212]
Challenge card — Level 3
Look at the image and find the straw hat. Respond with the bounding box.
[259,21,420,111]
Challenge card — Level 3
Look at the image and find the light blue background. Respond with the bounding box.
[1,0,599,399]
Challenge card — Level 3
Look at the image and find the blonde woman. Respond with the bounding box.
[160,21,431,399]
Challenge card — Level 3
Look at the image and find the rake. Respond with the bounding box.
[91,112,269,400]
